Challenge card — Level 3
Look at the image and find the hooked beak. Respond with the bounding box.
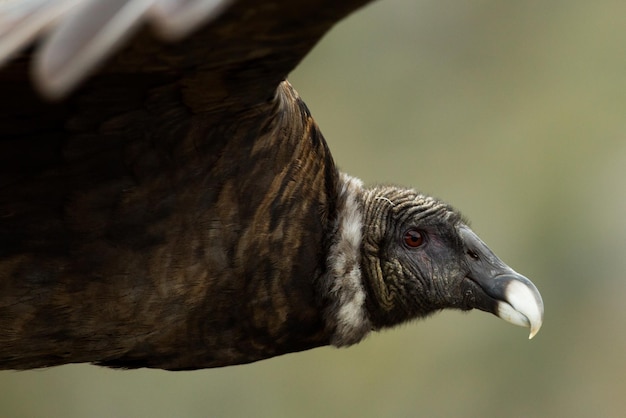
[459,226,544,339]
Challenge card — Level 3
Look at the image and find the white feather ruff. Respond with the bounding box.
[325,173,372,347]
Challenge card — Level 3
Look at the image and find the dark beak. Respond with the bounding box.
[459,226,544,339]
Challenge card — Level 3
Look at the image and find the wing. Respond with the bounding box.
[0,0,371,370]
[0,0,368,100]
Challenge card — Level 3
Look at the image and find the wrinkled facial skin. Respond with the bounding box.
[365,215,479,327]
[361,188,543,337]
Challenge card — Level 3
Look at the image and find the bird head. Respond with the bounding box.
[360,185,543,336]
[324,176,543,346]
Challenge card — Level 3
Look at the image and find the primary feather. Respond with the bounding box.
[0,0,230,98]
[0,0,79,68]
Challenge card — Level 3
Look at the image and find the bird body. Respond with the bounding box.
[0,0,543,371]
[0,81,339,369]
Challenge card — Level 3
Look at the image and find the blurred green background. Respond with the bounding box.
[1,0,625,416]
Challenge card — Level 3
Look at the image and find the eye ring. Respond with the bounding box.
[403,228,425,248]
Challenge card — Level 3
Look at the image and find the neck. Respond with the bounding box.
[320,172,372,347]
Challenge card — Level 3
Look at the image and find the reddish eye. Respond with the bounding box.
[403,228,424,248]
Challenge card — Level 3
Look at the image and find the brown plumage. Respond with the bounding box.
[0,0,543,370]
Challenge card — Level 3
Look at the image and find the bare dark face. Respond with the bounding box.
[360,187,543,338]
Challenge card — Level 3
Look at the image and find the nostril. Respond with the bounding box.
[467,249,480,260]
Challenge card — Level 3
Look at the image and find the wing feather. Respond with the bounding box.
[150,0,231,40]
[33,0,155,98]
[0,0,230,98]
[0,0,80,67]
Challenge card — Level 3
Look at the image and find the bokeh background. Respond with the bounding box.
[1,0,625,416]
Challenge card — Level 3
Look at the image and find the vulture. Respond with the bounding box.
[0,0,543,371]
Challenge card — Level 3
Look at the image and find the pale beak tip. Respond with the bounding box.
[528,319,542,340]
